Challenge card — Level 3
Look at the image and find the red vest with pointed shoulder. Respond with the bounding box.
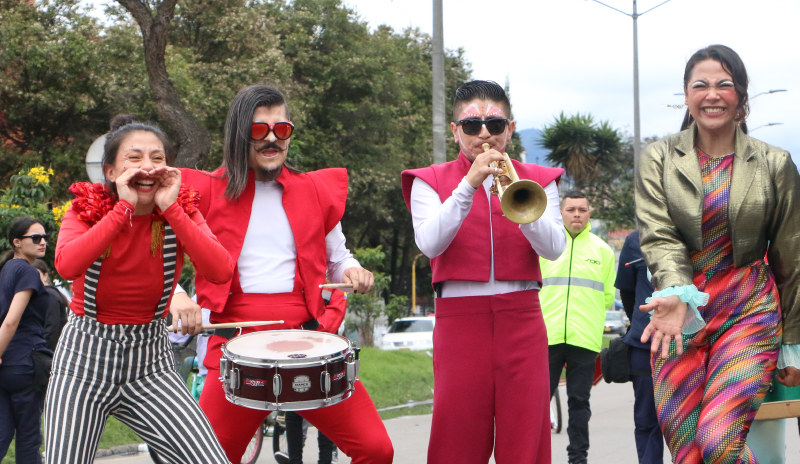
[401,152,563,286]
[180,167,347,322]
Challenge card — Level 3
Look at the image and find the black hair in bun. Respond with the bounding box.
[101,114,171,197]
[109,114,144,132]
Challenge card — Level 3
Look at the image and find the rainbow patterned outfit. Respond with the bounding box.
[652,150,781,464]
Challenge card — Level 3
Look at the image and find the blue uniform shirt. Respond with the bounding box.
[0,259,50,366]
[614,231,655,350]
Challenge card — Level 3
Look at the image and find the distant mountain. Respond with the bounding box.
[517,128,551,166]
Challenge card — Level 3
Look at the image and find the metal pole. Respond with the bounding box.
[411,253,422,314]
[632,0,641,171]
[432,0,446,165]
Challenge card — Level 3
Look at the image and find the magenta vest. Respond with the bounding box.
[401,152,563,286]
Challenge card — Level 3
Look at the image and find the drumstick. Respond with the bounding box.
[319,283,354,291]
[165,320,284,332]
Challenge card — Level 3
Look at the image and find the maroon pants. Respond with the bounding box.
[429,290,551,464]
[198,293,393,464]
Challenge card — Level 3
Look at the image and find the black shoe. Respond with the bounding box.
[274,451,289,464]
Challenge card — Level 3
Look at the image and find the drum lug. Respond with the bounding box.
[321,371,331,394]
[219,358,229,383]
[273,373,282,397]
[230,368,240,390]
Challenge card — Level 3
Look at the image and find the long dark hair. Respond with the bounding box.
[102,114,171,198]
[0,216,43,273]
[222,84,300,200]
[680,45,749,134]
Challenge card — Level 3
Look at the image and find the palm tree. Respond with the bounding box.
[539,113,622,187]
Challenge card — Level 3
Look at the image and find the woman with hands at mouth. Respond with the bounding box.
[44,114,233,464]
[636,45,800,463]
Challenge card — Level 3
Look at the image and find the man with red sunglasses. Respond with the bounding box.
[401,80,566,463]
[172,84,393,464]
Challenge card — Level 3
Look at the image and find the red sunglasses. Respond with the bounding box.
[251,121,294,141]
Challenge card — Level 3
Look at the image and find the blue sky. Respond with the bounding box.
[82,0,800,164]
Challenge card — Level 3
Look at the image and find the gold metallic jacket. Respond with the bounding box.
[636,123,800,344]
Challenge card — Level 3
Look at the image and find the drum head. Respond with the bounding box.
[225,330,350,362]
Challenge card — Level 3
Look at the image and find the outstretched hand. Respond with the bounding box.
[640,295,687,358]
[777,366,800,388]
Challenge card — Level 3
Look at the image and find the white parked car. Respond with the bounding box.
[380,317,435,351]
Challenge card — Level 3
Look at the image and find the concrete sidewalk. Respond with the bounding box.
[96,382,800,463]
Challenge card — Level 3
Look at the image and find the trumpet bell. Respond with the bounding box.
[500,179,548,224]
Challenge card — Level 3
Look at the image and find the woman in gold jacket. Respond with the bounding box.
[635,44,800,464]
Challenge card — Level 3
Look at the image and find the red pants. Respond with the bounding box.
[199,293,393,463]
[429,290,551,464]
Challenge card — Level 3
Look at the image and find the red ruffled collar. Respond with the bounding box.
[68,182,200,226]
[68,182,201,257]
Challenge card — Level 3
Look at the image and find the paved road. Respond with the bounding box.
[97,382,800,463]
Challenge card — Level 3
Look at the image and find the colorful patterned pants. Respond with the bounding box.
[651,282,780,464]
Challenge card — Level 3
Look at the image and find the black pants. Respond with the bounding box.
[285,411,336,464]
[549,343,597,464]
[0,364,42,464]
[630,346,663,464]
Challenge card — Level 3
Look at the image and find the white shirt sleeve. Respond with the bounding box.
[326,222,360,283]
[519,180,566,261]
[410,176,477,258]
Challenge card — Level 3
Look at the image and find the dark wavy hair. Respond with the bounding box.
[0,216,44,272]
[222,84,300,200]
[102,114,171,198]
[680,45,749,134]
[452,80,512,121]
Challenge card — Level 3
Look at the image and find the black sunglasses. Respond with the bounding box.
[19,234,50,244]
[456,118,510,136]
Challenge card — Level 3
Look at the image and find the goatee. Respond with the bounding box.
[255,165,282,182]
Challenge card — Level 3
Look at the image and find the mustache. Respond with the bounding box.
[255,142,286,152]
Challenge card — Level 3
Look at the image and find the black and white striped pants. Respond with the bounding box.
[44,313,229,464]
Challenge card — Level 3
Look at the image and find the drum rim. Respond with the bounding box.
[221,329,352,365]
[225,386,355,411]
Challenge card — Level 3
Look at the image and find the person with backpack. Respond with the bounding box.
[32,259,69,352]
[615,231,663,463]
[0,216,52,463]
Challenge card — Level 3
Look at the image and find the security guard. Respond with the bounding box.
[540,190,616,464]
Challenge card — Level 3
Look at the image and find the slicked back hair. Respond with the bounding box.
[680,45,749,133]
[452,80,512,121]
[222,84,296,200]
[561,190,590,209]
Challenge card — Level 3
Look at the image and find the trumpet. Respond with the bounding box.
[483,143,548,224]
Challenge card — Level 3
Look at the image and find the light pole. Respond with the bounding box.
[411,253,423,314]
[432,0,446,165]
[750,122,783,133]
[587,0,674,171]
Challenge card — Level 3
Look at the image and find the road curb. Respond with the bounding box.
[95,443,146,459]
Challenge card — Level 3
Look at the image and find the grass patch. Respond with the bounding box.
[356,347,434,420]
[1,416,141,464]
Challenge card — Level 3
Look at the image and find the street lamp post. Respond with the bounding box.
[411,253,423,314]
[587,0,674,171]
[432,0,446,165]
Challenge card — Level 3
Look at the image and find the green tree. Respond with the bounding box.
[0,167,66,275]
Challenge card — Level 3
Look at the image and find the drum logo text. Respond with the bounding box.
[244,378,266,387]
[332,370,346,382]
[292,375,311,393]
[288,354,308,359]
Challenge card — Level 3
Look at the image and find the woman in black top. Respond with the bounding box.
[33,259,69,352]
[0,217,51,463]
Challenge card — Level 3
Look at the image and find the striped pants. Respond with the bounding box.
[44,314,229,464]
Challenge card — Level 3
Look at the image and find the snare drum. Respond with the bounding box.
[220,330,358,411]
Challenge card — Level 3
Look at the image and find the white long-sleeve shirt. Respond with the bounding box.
[410,175,565,298]
[177,180,359,296]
